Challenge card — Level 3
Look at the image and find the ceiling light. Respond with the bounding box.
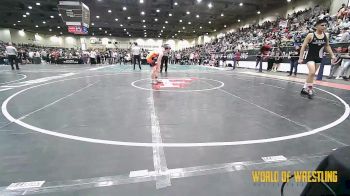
[163,26,165,29]
[142,20,146,22]
[179,19,182,22]
[188,22,191,24]
[91,23,94,26]
[221,13,224,17]
[120,24,123,27]
[287,0,291,2]
[196,15,199,18]
[214,29,216,32]
[174,2,178,6]
[140,0,144,3]
[239,2,243,6]
[182,27,185,29]
[60,32,63,35]
[105,31,107,33]
[36,2,40,6]
[141,11,145,15]
[178,30,181,33]
[28,6,32,9]
[208,21,211,24]
[23,15,27,18]
[186,11,190,15]
[42,21,46,24]
[165,21,168,23]
[123,6,127,11]
[172,36,174,38]
[57,26,61,29]
[237,19,241,22]
[143,25,146,28]
[92,33,95,35]
[208,2,213,8]
[161,30,163,32]
[144,29,146,31]
[224,25,227,28]
[50,15,54,18]
[17,21,21,23]
[124,29,126,31]
[257,11,261,14]
[169,13,172,16]
[58,14,61,16]
[35,25,39,28]
[156,9,160,12]
[13,24,16,26]
[99,27,102,30]
[175,33,177,35]
[109,34,112,36]
[49,29,52,31]
[154,18,158,21]
[197,0,202,3]
[96,16,100,19]
[108,10,112,13]
[129,34,131,37]
[200,26,202,29]
[26,12,30,15]
[206,32,208,35]
[193,30,196,32]
[127,16,131,19]
[115,18,118,21]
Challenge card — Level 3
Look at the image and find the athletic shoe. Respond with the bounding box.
[300,88,309,96]
[307,88,314,99]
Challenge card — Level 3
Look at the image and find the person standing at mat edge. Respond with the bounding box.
[131,42,142,70]
[5,42,20,70]
[146,44,171,84]
[298,19,336,99]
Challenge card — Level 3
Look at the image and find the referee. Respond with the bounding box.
[6,42,20,70]
[131,42,141,70]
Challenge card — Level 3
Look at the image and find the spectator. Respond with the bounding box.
[340,27,350,43]
[90,50,97,65]
[328,52,343,79]
[288,45,300,76]
[337,48,350,80]
[267,49,275,72]
[272,48,282,72]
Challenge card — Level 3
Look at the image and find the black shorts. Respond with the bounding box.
[275,59,282,64]
[305,58,322,64]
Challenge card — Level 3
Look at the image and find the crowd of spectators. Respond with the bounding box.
[0,41,145,65]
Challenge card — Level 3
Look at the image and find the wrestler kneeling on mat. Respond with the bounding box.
[146,44,171,84]
[298,19,336,99]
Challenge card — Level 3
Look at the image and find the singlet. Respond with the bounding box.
[306,32,327,61]
[146,50,162,64]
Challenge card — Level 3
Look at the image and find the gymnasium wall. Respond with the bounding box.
[0,27,196,50]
